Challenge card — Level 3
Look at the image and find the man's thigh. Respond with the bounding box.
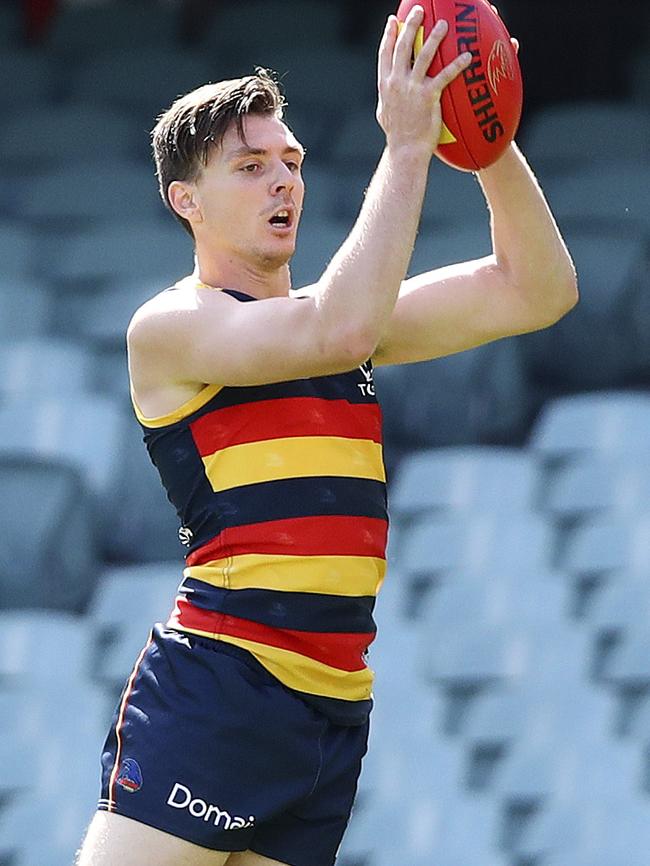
[228,852,289,866]
[75,811,230,866]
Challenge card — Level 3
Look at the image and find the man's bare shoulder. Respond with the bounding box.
[127,279,231,345]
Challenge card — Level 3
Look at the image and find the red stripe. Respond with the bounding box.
[171,599,374,672]
[189,397,382,455]
[186,515,388,565]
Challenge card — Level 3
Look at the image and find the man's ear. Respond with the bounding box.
[168,180,203,225]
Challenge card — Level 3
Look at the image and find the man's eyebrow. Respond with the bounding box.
[226,145,305,160]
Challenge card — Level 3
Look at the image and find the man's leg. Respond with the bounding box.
[75,811,231,866]
[227,853,290,866]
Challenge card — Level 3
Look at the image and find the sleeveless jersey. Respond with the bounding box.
[131,283,388,725]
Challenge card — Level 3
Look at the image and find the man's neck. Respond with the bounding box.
[193,249,291,300]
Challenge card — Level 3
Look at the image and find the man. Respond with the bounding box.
[77,6,577,865]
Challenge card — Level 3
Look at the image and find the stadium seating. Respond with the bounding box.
[518,227,647,392]
[531,392,650,459]
[0,457,98,611]
[0,104,146,171]
[49,219,194,288]
[0,222,39,281]
[66,48,221,120]
[0,338,94,397]
[46,0,178,58]
[16,161,166,229]
[522,101,650,173]
[390,445,541,521]
[0,49,57,110]
[0,280,52,341]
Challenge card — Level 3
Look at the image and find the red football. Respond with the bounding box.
[396,0,523,170]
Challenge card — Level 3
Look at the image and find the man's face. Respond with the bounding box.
[191,113,305,270]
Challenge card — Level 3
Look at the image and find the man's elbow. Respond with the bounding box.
[528,268,579,330]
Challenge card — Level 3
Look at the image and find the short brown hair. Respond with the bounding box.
[151,69,286,238]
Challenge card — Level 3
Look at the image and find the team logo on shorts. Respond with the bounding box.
[116,758,143,793]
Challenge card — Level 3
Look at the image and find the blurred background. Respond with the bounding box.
[0,0,649,863]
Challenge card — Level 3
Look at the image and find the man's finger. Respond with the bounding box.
[378,15,398,83]
[393,5,425,75]
[429,50,473,94]
[412,18,448,79]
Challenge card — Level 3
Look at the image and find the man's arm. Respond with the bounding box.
[372,143,579,367]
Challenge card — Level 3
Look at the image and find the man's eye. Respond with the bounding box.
[286,162,301,172]
[242,164,260,172]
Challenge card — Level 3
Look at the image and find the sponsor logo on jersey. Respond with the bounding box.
[116,758,143,793]
[179,526,193,546]
[357,360,375,397]
[167,782,255,830]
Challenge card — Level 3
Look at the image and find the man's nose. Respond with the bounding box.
[271,162,295,194]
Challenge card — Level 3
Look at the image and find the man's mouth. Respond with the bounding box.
[268,208,294,230]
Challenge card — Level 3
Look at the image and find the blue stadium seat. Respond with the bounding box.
[0,222,39,281]
[0,338,94,397]
[0,104,145,170]
[375,338,531,459]
[206,0,345,56]
[329,110,385,173]
[563,514,650,576]
[544,454,650,519]
[296,162,340,221]
[47,0,178,57]
[67,49,220,120]
[244,45,375,115]
[531,392,650,459]
[588,572,650,634]
[0,457,98,611]
[419,623,525,690]
[0,611,92,682]
[0,50,58,111]
[290,217,349,288]
[87,562,182,688]
[50,220,194,288]
[0,280,52,340]
[518,229,647,391]
[408,222,493,274]
[522,100,650,173]
[17,161,165,228]
[107,411,188,563]
[629,47,650,105]
[0,394,128,499]
[399,512,556,577]
[601,625,650,688]
[0,3,19,47]
[544,163,650,235]
[390,446,540,521]
[61,274,164,348]
[0,789,98,866]
[420,161,490,227]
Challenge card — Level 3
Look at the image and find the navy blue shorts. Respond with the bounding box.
[98,625,369,865]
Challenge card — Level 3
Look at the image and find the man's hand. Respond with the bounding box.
[376,6,472,155]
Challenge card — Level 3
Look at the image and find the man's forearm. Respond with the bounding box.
[315,145,431,354]
[476,142,578,321]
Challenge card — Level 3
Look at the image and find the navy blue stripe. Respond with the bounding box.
[179,578,377,634]
[209,476,387,531]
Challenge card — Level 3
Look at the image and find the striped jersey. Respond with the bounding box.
[131,282,388,725]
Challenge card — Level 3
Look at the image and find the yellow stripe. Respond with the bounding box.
[203,436,385,492]
[170,627,374,701]
[131,383,223,428]
[185,553,386,596]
